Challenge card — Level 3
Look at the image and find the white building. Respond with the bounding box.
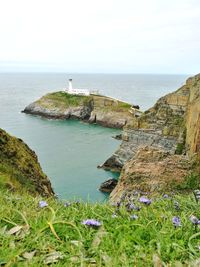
[66,79,90,96]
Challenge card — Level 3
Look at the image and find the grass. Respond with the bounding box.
[0,128,53,197]
[1,189,200,266]
[43,92,93,107]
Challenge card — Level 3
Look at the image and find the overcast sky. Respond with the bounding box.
[0,0,199,73]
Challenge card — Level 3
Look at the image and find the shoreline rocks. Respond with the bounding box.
[99,178,118,193]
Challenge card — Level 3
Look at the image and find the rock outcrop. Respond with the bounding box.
[102,75,192,171]
[23,92,137,129]
[0,128,54,196]
[99,178,118,193]
[185,74,200,161]
[110,146,193,203]
[105,73,200,202]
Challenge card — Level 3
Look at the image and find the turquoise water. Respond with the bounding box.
[18,115,120,201]
[0,73,189,201]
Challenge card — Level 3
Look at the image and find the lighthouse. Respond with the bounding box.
[68,79,73,93]
[65,78,97,96]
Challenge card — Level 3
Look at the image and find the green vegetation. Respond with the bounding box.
[1,189,200,266]
[175,143,185,155]
[175,173,200,190]
[43,92,93,107]
[0,129,53,196]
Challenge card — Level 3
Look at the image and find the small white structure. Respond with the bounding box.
[66,79,90,96]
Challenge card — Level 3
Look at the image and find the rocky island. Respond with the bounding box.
[23,92,141,129]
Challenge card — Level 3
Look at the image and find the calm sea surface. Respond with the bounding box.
[0,73,189,201]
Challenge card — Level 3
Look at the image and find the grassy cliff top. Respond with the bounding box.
[39,92,93,107]
[0,128,54,196]
[36,91,132,111]
[1,188,200,266]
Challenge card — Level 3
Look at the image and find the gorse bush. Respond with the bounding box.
[1,189,200,266]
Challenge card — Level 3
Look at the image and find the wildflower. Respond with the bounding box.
[129,203,141,211]
[172,216,181,227]
[81,219,101,228]
[139,196,151,205]
[189,215,200,225]
[64,202,71,207]
[174,201,180,211]
[120,192,126,202]
[133,190,139,196]
[194,190,200,202]
[163,194,169,199]
[112,213,118,218]
[130,214,138,220]
[39,200,48,208]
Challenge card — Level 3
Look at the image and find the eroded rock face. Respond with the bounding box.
[0,128,54,196]
[102,129,177,172]
[185,74,200,161]
[102,74,193,171]
[110,146,193,203]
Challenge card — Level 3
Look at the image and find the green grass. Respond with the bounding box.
[44,92,92,107]
[1,189,200,266]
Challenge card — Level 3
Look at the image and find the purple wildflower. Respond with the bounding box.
[39,200,48,208]
[163,194,169,199]
[81,219,101,228]
[172,216,181,227]
[130,214,138,220]
[190,215,200,225]
[194,190,200,202]
[174,200,180,211]
[139,196,152,205]
[64,202,71,207]
[129,203,141,211]
[133,191,139,196]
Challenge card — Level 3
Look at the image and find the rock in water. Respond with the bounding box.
[99,179,118,193]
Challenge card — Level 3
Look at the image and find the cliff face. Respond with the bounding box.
[23,92,136,129]
[102,80,189,171]
[106,73,200,202]
[110,146,193,203]
[185,74,200,161]
[0,128,54,196]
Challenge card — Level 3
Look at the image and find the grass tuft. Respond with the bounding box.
[1,189,200,265]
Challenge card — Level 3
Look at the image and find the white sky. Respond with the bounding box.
[0,0,200,73]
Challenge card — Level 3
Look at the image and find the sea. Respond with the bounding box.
[0,73,189,202]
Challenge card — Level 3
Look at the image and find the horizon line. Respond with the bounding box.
[0,71,191,76]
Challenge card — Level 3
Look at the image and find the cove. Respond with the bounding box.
[21,115,121,202]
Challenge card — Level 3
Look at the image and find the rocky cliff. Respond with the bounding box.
[23,92,137,129]
[106,74,200,202]
[102,80,189,171]
[185,74,200,161]
[0,128,54,196]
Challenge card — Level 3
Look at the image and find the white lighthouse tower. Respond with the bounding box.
[66,78,91,96]
[68,79,73,93]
